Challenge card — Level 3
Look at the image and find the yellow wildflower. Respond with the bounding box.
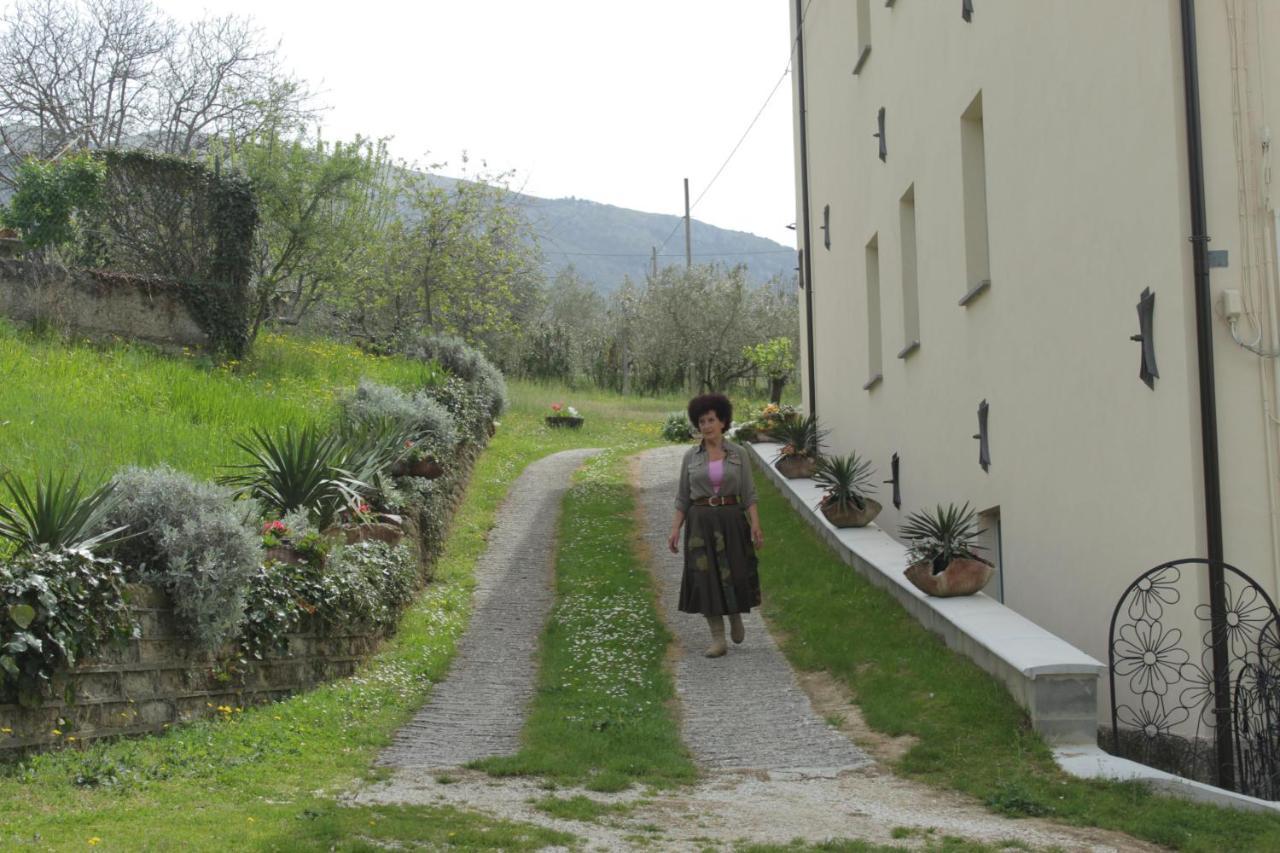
[88,838,101,846]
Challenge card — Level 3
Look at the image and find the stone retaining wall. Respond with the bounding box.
[1,432,486,754]
[0,585,378,751]
[0,259,206,349]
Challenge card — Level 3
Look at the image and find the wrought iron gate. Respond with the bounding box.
[1108,558,1280,799]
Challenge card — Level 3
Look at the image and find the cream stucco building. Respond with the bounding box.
[789,0,1280,707]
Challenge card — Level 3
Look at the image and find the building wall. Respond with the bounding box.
[790,0,1280,674]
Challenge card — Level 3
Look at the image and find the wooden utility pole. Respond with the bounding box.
[651,246,658,279]
[683,177,692,269]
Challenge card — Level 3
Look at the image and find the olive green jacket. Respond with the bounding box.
[674,439,759,512]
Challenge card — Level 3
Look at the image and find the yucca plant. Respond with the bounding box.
[767,413,827,459]
[813,453,877,512]
[337,413,421,485]
[0,471,127,554]
[217,424,365,529]
[899,502,987,575]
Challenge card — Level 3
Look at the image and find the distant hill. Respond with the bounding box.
[517,194,798,293]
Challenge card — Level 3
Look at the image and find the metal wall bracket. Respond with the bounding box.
[974,399,990,472]
[1132,287,1158,389]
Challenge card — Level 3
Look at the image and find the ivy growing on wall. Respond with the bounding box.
[83,150,258,357]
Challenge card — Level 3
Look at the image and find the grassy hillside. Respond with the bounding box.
[0,321,441,484]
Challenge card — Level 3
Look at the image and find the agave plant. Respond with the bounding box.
[767,414,827,459]
[217,424,365,529]
[813,453,877,512]
[0,471,127,554]
[899,502,987,575]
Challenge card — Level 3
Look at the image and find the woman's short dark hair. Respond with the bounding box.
[687,393,733,431]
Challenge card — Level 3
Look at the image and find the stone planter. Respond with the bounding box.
[903,557,994,597]
[546,416,584,429]
[775,454,818,479]
[820,497,882,528]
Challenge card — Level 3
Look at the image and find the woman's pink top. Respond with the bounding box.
[708,459,724,494]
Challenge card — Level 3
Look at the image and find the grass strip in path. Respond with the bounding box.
[474,449,696,792]
[752,469,1280,852]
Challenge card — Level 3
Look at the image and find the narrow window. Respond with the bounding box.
[976,506,1003,602]
[853,0,872,74]
[959,91,991,306]
[898,184,920,358]
[863,234,883,390]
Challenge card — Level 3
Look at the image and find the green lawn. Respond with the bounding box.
[13,318,1251,849]
[0,330,698,849]
[752,466,1280,852]
[0,320,441,483]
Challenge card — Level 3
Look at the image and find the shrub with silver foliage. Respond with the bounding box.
[101,466,261,651]
[340,380,458,452]
[406,334,507,418]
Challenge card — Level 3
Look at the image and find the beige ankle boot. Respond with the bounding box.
[704,615,727,658]
[728,613,745,645]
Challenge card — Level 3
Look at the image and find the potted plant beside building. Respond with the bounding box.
[813,453,881,527]
[899,503,993,597]
[768,414,825,479]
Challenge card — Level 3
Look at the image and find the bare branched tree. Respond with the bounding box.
[0,0,314,183]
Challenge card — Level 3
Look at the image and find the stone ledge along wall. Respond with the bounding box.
[0,259,207,349]
[0,429,486,753]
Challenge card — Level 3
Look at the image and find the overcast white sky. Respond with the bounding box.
[155,0,799,247]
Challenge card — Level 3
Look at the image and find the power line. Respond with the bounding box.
[655,0,813,256]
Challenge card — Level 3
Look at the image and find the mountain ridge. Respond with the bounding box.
[517,192,798,293]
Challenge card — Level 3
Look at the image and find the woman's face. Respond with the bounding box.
[697,410,725,440]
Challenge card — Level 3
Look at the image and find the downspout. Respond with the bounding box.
[795,0,817,419]
[1178,0,1235,791]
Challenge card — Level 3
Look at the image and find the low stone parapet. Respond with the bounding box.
[746,440,1104,745]
[0,260,206,349]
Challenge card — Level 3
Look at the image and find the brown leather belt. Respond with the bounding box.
[693,495,740,507]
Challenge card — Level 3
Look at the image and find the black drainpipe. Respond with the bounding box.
[1178,0,1233,791]
[795,0,817,419]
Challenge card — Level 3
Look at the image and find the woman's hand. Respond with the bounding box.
[667,529,680,553]
[750,523,764,550]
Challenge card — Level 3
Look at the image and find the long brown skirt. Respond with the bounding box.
[678,503,761,616]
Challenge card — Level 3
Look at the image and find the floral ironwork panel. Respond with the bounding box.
[1108,558,1280,799]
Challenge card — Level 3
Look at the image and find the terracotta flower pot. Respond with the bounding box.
[545,416,584,429]
[903,557,994,597]
[408,457,444,479]
[820,497,882,528]
[264,545,305,565]
[775,454,818,479]
[332,522,404,547]
[391,456,445,478]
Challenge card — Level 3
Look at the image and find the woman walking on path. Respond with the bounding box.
[667,393,765,657]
